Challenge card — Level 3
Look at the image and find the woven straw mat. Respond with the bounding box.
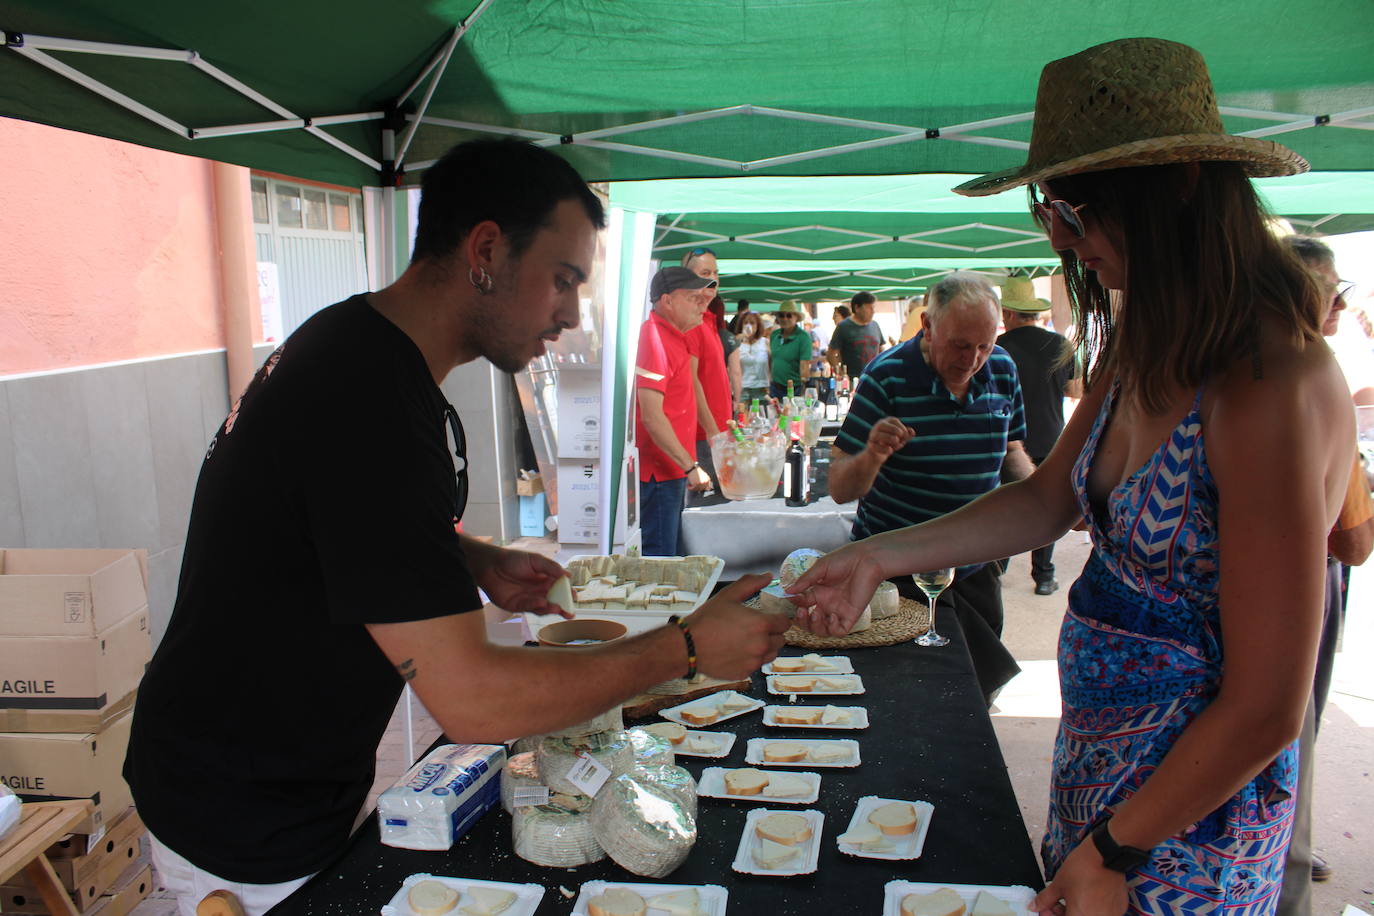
[746,595,930,649]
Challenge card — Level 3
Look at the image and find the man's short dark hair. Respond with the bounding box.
[738,299,750,310]
[851,292,876,309]
[411,138,606,263]
[834,305,852,319]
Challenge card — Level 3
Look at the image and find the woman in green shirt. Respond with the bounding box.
[769,301,813,400]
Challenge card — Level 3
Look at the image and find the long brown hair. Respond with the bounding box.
[1038,162,1323,413]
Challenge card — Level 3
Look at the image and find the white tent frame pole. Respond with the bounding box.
[10,45,188,135]
[1241,105,1374,139]
[192,112,384,139]
[394,0,497,169]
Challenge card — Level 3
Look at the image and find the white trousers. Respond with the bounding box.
[148,832,314,916]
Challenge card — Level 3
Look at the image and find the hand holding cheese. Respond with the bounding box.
[684,574,790,680]
[785,540,888,638]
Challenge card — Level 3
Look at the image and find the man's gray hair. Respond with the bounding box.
[1282,234,1335,270]
[926,272,999,324]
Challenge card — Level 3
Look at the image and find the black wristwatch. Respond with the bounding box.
[1091,818,1150,873]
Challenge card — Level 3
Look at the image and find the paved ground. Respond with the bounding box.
[130,531,1373,915]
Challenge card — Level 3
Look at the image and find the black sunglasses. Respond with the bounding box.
[443,403,469,523]
[1029,185,1089,239]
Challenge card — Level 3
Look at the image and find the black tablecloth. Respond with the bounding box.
[270,604,1043,915]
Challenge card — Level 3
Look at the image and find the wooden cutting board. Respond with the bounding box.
[622,677,752,720]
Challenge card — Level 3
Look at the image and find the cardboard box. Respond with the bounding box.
[555,366,602,459]
[2,808,146,910]
[555,455,636,549]
[81,862,153,916]
[0,709,134,827]
[515,475,545,497]
[0,549,148,638]
[0,610,150,733]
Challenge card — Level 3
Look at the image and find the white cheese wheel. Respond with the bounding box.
[511,796,604,867]
[590,775,696,878]
[869,581,901,619]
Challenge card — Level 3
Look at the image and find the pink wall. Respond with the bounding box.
[0,118,230,375]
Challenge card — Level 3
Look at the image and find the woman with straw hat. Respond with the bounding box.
[788,37,1352,916]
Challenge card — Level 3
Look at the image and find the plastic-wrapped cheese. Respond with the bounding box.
[540,706,624,740]
[590,774,696,878]
[512,793,605,867]
[536,731,633,796]
[778,548,825,589]
[848,603,873,633]
[632,764,698,820]
[869,581,901,620]
[626,727,675,768]
[500,752,544,815]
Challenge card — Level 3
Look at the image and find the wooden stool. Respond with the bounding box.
[0,799,95,916]
[199,888,248,916]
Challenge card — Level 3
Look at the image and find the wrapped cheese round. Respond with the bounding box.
[500,752,543,815]
[626,727,675,768]
[632,764,697,820]
[590,773,696,878]
[869,581,901,620]
[536,732,634,796]
[540,706,624,739]
[512,793,605,867]
[778,548,825,589]
[848,603,873,633]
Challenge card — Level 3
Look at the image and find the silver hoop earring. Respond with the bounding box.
[468,266,493,294]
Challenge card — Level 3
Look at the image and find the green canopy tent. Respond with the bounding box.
[4,0,1372,549]
[609,172,1374,302]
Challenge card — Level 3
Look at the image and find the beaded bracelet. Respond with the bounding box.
[667,614,698,680]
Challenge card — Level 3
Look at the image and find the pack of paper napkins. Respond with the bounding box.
[377,744,505,850]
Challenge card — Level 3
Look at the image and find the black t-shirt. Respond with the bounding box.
[995,325,1076,459]
[124,295,483,883]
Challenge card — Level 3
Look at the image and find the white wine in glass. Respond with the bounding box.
[913,568,953,647]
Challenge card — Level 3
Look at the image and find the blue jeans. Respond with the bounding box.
[639,476,688,556]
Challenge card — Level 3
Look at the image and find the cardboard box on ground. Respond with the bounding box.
[0,549,151,734]
[0,710,134,830]
[1,806,151,914]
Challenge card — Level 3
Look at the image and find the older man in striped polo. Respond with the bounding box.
[828,272,1032,703]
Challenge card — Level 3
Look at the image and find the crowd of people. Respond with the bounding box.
[119,34,1373,916]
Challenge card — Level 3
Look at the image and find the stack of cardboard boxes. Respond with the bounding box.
[0,549,154,915]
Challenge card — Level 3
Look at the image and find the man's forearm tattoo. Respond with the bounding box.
[395,658,418,682]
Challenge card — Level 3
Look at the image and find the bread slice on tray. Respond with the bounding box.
[755,812,814,845]
[588,886,648,916]
[868,801,919,835]
[901,888,967,916]
[763,742,809,763]
[408,880,460,916]
[724,768,770,796]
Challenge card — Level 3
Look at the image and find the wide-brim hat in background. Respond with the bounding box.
[954,38,1309,197]
[776,299,804,315]
[1000,276,1052,313]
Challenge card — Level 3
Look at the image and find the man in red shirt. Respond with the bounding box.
[682,247,736,505]
[636,266,716,554]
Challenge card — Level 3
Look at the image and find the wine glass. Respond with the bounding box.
[913,568,953,647]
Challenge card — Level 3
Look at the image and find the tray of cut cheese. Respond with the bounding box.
[883,882,1035,916]
[731,809,825,876]
[558,555,725,635]
[763,705,868,729]
[697,767,821,804]
[381,874,544,916]
[836,797,934,860]
[571,881,727,916]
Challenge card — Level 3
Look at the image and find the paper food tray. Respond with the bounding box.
[671,730,737,758]
[882,881,1037,916]
[731,808,825,876]
[763,655,854,675]
[566,555,725,619]
[571,881,729,916]
[659,691,765,727]
[381,874,544,916]
[697,767,821,805]
[762,705,869,730]
[766,674,866,695]
[837,796,934,861]
[745,737,861,768]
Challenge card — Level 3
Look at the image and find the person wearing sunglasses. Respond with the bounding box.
[681,246,740,506]
[787,38,1352,916]
[124,138,788,915]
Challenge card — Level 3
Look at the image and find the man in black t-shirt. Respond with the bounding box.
[123,139,789,913]
[995,278,1080,595]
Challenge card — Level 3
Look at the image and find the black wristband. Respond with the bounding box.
[667,614,697,679]
[1091,817,1150,873]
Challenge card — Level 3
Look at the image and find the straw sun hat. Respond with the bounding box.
[954,37,1308,197]
[999,276,1051,313]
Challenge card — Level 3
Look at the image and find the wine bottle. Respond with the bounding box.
[825,378,838,421]
[784,417,809,507]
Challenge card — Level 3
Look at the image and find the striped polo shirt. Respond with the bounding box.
[836,332,1025,571]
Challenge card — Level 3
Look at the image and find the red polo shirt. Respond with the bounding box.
[635,310,696,482]
[685,307,732,441]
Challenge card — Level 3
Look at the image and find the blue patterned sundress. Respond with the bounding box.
[1045,383,1297,916]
